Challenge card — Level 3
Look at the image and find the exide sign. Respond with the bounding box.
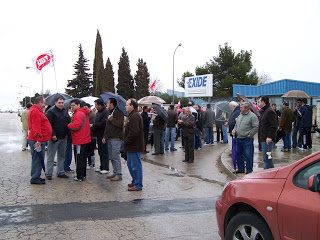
[185,74,213,97]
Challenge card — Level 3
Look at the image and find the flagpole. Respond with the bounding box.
[51,50,58,93]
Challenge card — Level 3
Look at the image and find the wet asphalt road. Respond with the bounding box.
[0,113,226,239]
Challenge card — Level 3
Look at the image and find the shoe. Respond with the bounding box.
[95,169,101,172]
[245,171,252,174]
[100,170,110,174]
[299,147,306,151]
[87,166,92,170]
[188,160,194,163]
[165,148,169,151]
[281,149,289,152]
[143,150,149,153]
[128,186,142,191]
[46,175,52,180]
[22,148,26,151]
[30,179,46,184]
[128,183,134,187]
[233,170,245,174]
[65,170,75,173]
[211,143,215,145]
[170,148,177,151]
[204,143,209,146]
[57,174,69,178]
[152,153,160,155]
[182,159,189,162]
[106,174,116,179]
[39,178,46,182]
[110,176,122,181]
[73,176,83,182]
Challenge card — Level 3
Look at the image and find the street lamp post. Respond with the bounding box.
[26,66,43,97]
[172,43,182,104]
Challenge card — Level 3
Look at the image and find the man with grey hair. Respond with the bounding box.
[228,101,240,136]
[232,102,258,174]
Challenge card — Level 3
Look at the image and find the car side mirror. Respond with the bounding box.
[307,174,320,192]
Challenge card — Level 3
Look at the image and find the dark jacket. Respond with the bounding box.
[202,108,215,128]
[103,108,124,140]
[93,106,109,138]
[124,109,144,153]
[45,105,70,139]
[195,110,203,130]
[279,107,294,132]
[153,115,166,131]
[167,109,178,127]
[141,111,151,130]
[228,105,240,133]
[298,105,313,128]
[258,105,278,142]
[180,114,196,136]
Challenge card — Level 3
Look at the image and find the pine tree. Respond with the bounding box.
[65,44,92,98]
[103,58,115,93]
[93,30,104,96]
[116,48,134,99]
[134,58,150,99]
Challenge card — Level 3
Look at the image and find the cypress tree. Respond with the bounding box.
[134,58,150,99]
[93,30,104,96]
[116,48,134,99]
[103,58,115,93]
[65,44,92,98]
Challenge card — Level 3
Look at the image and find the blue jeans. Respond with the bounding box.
[28,140,46,181]
[282,131,292,149]
[204,127,213,144]
[292,126,303,148]
[236,138,254,173]
[222,125,228,143]
[261,142,275,169]
[194,129,202,149]
[64,142,73,171]
[127,152,143,189]
[108,139,122,177]
[165,127,176,150]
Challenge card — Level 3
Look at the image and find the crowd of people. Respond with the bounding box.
[20,95,314,186]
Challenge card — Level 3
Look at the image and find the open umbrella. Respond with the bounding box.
[236,93,260,117]
[152,104,168,122]
[80,96,99,106]
[100,92,128,116]
[281,90,310,98]
[215,101,231,114]
[45,93,73,106]
[138,96,166,105]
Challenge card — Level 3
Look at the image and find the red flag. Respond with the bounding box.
[150,80,156,92]
[33,50,54,72]
[176,100,181,108]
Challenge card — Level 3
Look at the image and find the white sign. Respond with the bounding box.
[185,74,213,97]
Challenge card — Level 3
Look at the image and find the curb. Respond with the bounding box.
[219,148,237,181]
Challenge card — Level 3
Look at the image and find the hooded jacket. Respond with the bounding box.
[27,105,52,142]
[68,107,91,145]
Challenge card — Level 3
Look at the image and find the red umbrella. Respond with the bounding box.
[236,93,260,117]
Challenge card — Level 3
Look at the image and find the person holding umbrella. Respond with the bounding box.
[27,96,52,184]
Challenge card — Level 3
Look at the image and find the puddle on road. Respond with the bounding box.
[0,207,33,226]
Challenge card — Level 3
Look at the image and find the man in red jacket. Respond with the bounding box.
[27,96,52,184]
[68,99,91,182]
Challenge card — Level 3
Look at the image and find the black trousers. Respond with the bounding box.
[216,125,223,142]
[301,127,312,149]
[154,129,164,154]
[183,135,194,162]
[143,128,149,151]
[87,138,96,166]
[75,143,89,180]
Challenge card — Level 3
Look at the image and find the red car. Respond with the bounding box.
[216,152,320,240]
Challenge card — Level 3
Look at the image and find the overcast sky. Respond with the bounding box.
[1,0,319,110]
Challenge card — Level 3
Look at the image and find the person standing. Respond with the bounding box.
[279,102,294,152]
[152,111,166,155]
[258,96,278,169]
[141,106,151,153]
[298,98,313,150]
[178,107,186,147]
[292,99,303,149]
[124,99,144,191]
[102,98,124,181]
[232,102,259,174]
[21,102,32,151]
[194,105,203,150]
[84,103,96,169]
[178,108,196,163]
[228,101,240,136]
[27,96,52,184]
[215,109,224,142]
[92,99,109,174]
[202,104,215,145]
[68,99,91,182]
[45,97,70,179]
[165,105,178,151]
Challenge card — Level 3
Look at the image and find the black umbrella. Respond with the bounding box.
[64,98,85,108]
[100,92,128,116]
[215,101,231,114]
[45,93,73,106]
[152,104,168,122]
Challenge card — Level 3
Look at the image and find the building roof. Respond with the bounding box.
[233,79,320,98]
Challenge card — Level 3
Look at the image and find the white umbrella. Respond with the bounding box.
[81,96,99,106]
[138,96,166,105]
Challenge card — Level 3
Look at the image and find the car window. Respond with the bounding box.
[293,160,320,190]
